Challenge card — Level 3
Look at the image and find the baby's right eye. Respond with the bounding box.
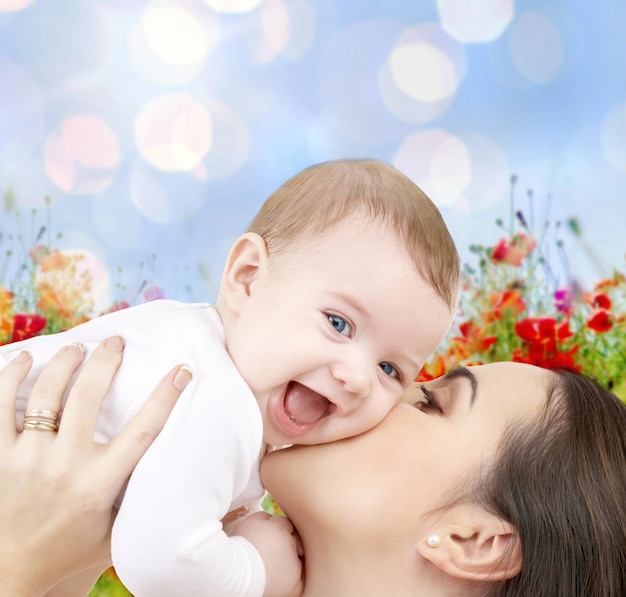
[328,314,352,337]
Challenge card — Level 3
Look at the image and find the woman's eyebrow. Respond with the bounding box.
[443,367,478,405]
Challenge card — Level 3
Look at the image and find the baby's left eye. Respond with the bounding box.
[328,314,352,337]
[379,361,400,379]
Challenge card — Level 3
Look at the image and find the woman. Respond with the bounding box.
[4,354,626,596]
[0,337,192,597]
[261,361,626,597]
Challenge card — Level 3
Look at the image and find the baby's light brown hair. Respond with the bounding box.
[247,158,460,310]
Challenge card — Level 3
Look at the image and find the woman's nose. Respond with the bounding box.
[330,360,371,398]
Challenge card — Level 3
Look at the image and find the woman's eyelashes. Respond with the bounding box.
[416,384,443,413]
[327,313,353,337]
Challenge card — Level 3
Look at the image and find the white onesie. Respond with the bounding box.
[2,299,267,597]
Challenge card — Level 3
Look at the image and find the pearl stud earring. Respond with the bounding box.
[427,534,441,548]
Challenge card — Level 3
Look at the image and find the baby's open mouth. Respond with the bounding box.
[284,381,332,426]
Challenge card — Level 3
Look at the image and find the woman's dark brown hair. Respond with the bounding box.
[482,369,626,596]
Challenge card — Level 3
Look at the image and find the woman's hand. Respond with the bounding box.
[0,336,192,597]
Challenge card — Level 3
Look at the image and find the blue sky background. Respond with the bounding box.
[1,0,625,310]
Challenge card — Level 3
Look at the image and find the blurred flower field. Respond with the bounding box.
[417,178,626,400]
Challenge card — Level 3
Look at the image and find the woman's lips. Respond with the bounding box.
[274,381,333,437]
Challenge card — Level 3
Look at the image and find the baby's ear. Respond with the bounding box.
[416,504,521,583]
[220,233,269,313]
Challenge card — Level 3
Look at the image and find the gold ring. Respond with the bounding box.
[23,420,59,432]
[24,409,59,422]
[23,409,60,432]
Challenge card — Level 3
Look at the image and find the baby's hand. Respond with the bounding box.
[234,511,303,597]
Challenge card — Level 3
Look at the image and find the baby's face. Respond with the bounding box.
[226,218,455,446]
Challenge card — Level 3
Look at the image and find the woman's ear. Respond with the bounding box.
[219,233,269,314]
[416,505,522,582]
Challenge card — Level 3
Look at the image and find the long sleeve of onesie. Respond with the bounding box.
[2,300,266,597]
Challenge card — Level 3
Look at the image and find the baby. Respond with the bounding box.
[4,158,460,597]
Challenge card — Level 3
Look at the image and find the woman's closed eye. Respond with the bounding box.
[327,314,353,337]
[415,384,443,414]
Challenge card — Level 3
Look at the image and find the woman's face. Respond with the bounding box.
[261,362,554,538]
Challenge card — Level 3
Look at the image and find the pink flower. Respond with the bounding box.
[143,286,166,301]
[554,287,573,315]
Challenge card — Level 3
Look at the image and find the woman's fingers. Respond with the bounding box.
[57,336,125,443]
[22,342,87,421]
[100,364,192,489]
[0,351,33,445]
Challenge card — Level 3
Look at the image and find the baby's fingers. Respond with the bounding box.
[101,364,192,493]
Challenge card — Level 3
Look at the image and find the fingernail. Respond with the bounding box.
[173,365,193,391]
[13,350,31,364]
[104,335,125,353]
[65,342,86,356]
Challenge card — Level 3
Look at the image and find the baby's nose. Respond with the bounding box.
[330,360,371,398]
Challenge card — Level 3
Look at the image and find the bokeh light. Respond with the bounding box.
[202,102,250,179]
[1,0,625,301]
[460,134,510,210]
[437,0,514,43]
[0,57,44,161]
[253,0,289,64]
[134,94,213,172]
[0,0,33,10]
[131,1,219,85]
[143,5,209,66]
[317,18,411,144]
[129,163,209,224]
[44,116,120,195]
[379,23,466,124]
[202,0,263,13]
[601,102,626,174]
[394,130,509,212]
[274,0,316,61]
[508,11,563,84]
[130,168,171,224]
[394,130,471,208]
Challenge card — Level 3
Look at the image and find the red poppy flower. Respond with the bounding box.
[591,293,611,310]
[587,309,613,332]
[512,346,580,371]
[11,313,47,342]
[514,317,579,371]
